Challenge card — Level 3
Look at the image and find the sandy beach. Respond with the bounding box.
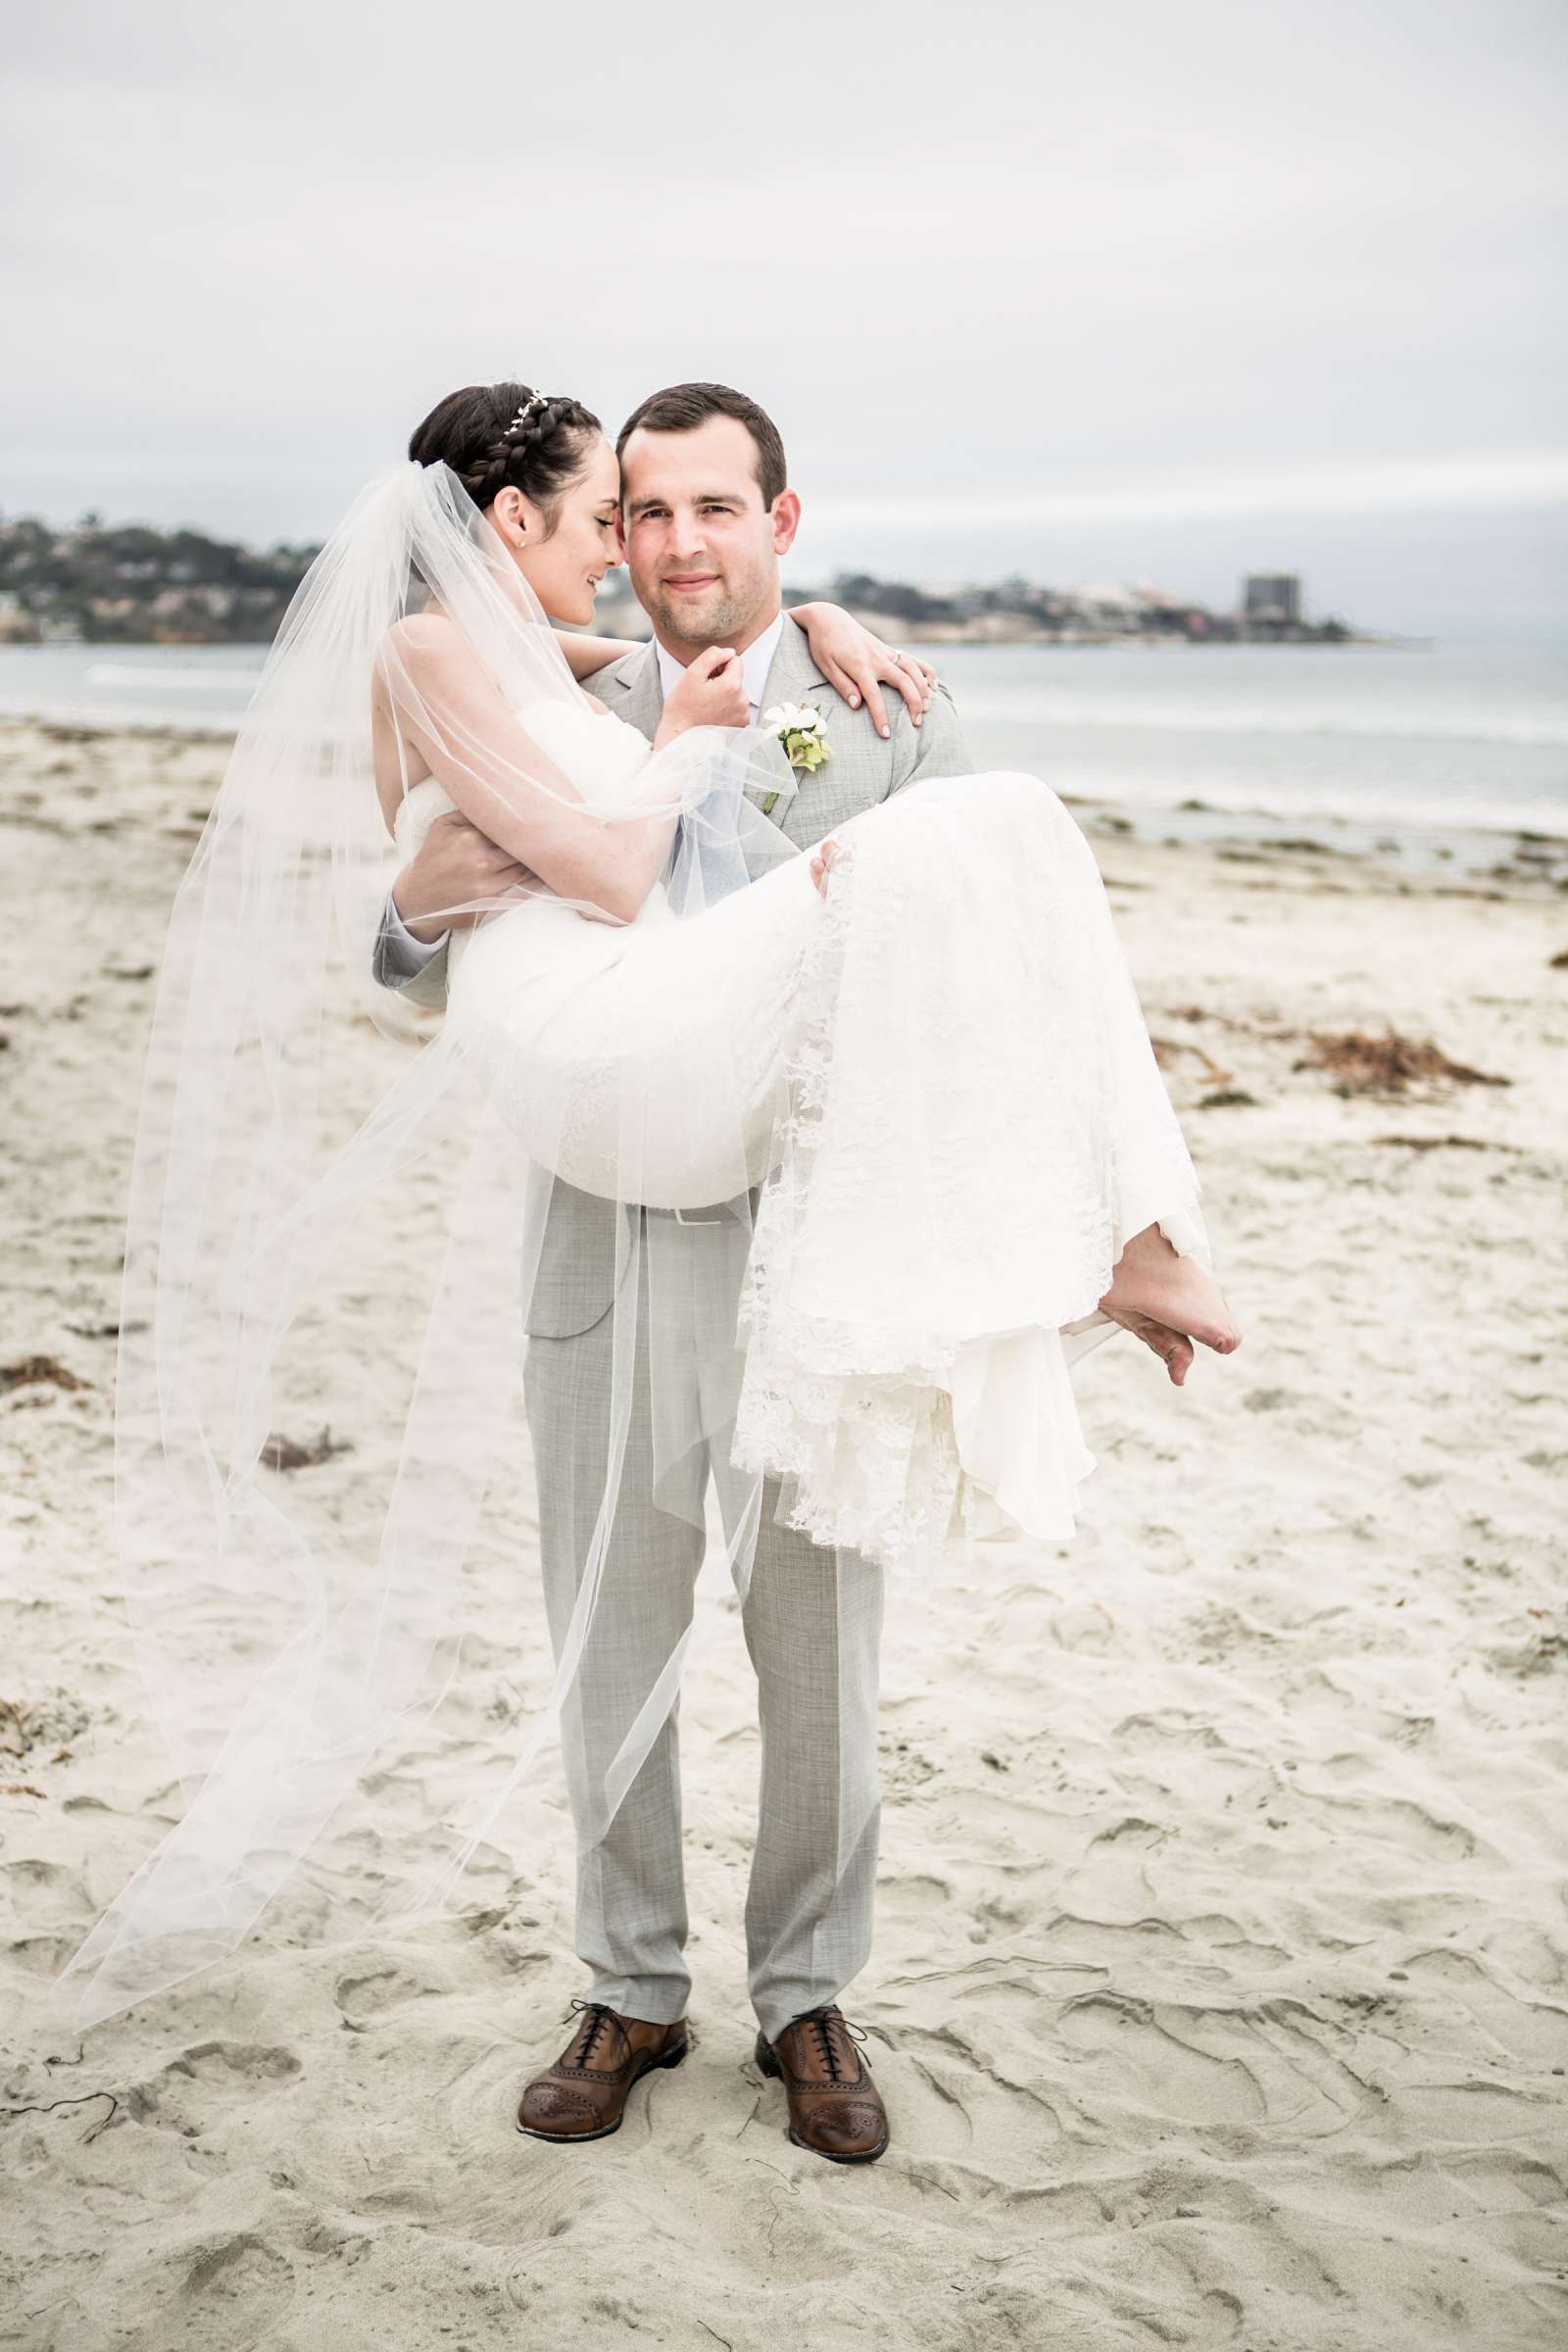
[2,713,1565,2350]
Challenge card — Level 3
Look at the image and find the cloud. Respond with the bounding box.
[813,451,1568,533]
[2,0,1562,630]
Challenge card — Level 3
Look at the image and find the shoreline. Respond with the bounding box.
[0,625,1397,651]
[3,711,1563,900]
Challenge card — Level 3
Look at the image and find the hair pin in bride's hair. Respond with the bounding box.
[507,392,557,439]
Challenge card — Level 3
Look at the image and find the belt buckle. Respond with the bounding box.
[672,1204,727,1226]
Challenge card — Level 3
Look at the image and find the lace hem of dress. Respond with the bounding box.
[731,777,1210,1581]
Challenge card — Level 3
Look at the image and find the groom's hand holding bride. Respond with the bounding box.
[808,838,841,897]
[391,808,537,944]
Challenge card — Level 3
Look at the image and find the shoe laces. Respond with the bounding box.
[791,2003,871,2082]
[562,1997,631,2070]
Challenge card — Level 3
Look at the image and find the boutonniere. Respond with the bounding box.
[760,701,830,813]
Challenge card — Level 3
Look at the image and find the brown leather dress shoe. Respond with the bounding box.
[755,2004,889,2164]
[516,1998,688,2143]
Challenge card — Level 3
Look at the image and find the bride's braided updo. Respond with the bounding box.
[409,380,603,533]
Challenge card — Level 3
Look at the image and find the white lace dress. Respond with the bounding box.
[396,701,1209,1579]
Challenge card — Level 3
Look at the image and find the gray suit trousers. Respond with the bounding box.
[522,1210,886,2043]
[375,632,971,2039]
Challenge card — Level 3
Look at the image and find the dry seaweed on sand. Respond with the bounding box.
[1,1355,91,1396]
[1373,1132,1520,1153]
[1294,1027,1509,1096]
[1150,1035,1234,1086]
[260,1426,354,1472]
[0,1693,89,1758]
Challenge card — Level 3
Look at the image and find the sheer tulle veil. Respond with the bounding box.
[52,460,823,2029]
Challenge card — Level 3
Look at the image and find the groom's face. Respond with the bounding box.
[619,416,800,654]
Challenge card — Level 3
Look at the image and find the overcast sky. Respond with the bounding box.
[4,0,1563,638]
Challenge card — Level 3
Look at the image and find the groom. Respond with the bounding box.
[375,383,970,2161]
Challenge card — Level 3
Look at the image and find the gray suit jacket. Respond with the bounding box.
[372,618,972,1336]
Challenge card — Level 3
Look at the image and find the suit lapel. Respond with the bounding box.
[599,640,663,742]
[758,612,828,712]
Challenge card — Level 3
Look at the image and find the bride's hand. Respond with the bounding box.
[809,838,841,898]
[789,605,938,740]
[655,645,750,748]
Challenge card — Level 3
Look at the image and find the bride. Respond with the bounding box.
[55,378,1239,2030]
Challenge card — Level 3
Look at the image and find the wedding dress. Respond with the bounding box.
[53,461,1212,2031]
[399,696,1209,1582]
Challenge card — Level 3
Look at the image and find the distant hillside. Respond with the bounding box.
[782,572,1356,645]
[0,516,318,644]
[0,517,1359,649]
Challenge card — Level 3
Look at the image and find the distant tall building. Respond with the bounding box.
[1243,573,1302,624]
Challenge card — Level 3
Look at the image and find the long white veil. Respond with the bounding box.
[51,461,849,2030]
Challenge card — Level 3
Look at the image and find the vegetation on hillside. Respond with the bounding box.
[0,516,318,643]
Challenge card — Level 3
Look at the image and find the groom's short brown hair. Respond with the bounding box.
[615,383,788,511]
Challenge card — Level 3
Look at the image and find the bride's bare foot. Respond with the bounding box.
[1098,1225,1243,1379]
[1105,1310,1197,1386]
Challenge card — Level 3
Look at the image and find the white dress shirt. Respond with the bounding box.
[656,610,784,731]
[381,612,789,978]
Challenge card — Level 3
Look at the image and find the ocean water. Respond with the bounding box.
[1,639,1563,870]
[933,642,1567,871]
[0,644,271,734]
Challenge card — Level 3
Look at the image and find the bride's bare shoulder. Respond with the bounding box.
[380,610,466,671]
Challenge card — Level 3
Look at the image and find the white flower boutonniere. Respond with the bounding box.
[760,701,830,814]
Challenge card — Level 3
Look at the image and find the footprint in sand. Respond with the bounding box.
[125,2232,295,2352]
[126,2040,301,2137]
[0,1854,92,1920]
[1057,1991,1270,2131]
[332,1960,450,2028]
